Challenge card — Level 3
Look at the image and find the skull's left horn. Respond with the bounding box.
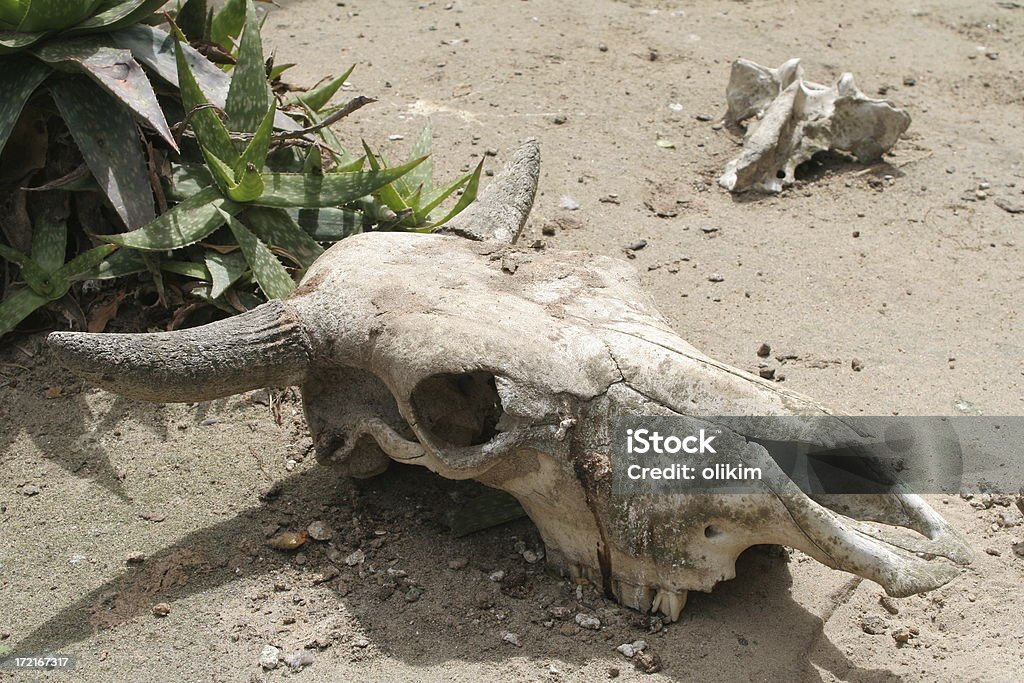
[47,300,310,402]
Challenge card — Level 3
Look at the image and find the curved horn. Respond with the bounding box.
[439,137,540,244]
[47,301,310,402]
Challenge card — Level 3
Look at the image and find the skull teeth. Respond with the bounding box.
[651,587,688,622]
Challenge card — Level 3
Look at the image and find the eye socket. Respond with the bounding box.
[410,372,505,447]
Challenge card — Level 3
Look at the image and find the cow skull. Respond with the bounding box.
[49,140,970,623]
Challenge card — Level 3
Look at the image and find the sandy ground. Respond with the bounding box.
[2,0,1023,681]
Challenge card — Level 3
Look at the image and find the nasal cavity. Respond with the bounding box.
[410,372,504,447]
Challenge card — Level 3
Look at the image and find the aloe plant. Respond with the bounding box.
[0,0,483,338]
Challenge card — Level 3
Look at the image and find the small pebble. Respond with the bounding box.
[560,195,580,211]
[695,113,712,121]
[575,613,601,630]
[598,43,608,52]
[489,570,506,582]
[708,273,724,283]
[851,358,864,372]
[626,239,648,251]
[553,114,568,124]
[345,549,366,566]
[152,602,171,617]
[353,637,370,648]
[21,484,40,497]
[448,557,469,570]
[758,367,775,380]
[260,645,281,670]
[388,134,404,141]
[891,627,913,645]
[307,521,333,541]
[861,615,888,635]
[501,631,522,647]
[756,343,771,358]
[284,652,315,671]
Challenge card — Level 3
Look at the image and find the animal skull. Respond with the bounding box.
[720,58,912,193]
[49,140,970,623]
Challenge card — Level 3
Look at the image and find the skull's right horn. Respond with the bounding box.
[47,300,310,402]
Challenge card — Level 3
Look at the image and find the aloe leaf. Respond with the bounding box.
[361,141,409,215]
[0,29,47,53]
[29,195,68,273]
[0,56,50,158]
[167,162,213,201]
[289,206,364,241]
[335,156,366,173]
[268,62,295,80]
[32,39,176,149]
[227,163,265,202]
[105,186,236,251]
[237,103,275,173]
[243,206,323,268]
[418,165,476,224]
[286,64,354,112]
[225,0,271,133]
[210,0,245,50]
[218,208,294,300]
[171,23,237,166]
[110,25,303,132]
[253,157,426,208]
[49,77,155,229]
[176,0,208,41]
[397,121,433,197]
[205,250,247,298]
[68,0,166,34]
[426,159,483,228]
[161,259,210,280]
[60,244,118,282]
[302,145,322,174]
[0,287,49,338]
[14,0,104,32]
[0,242,29,267]
[78,247,146,280]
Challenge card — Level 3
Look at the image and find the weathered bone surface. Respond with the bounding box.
[49,139,970,623]
[720,58,912,193]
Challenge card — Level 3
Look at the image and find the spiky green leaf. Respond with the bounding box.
[171,21,237,165]
[110,24,303,133]
[32,39,176,149]
[426,159,483,228]
[175,0,209,42]
[218,208,294,300]
[225,0,271,133]
[289,206,364,241]
[252,157,426,208]
[0,56,50,158]
[205,250,247,299]
[0,287,49,338]
[286,65,354,113]
[68,0,167,35]
[243,206,323,268]
[49,77,155,229]
[167,162,213,201]
[60,244,118,282]
[397,121,433,197]
[417,165,477,224]
[209,0,245,50]
[105,186,236,251]
[361,140,410,215]
[0,28,46,53]
[29,196,68,273]
[302,145,322,174]
[236,103,275,173]
[161,259,210,280]
[12,0,104,32]
[78,247,146,280]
